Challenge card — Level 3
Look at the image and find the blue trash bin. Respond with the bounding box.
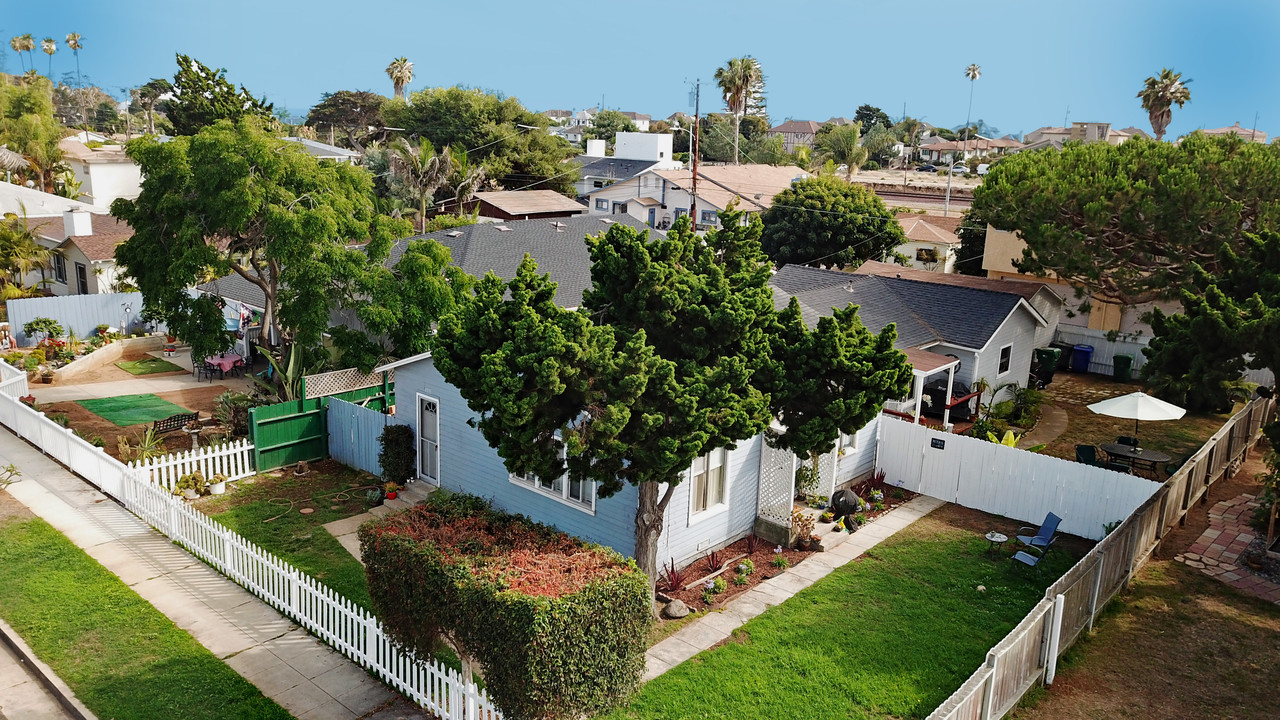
[1070,344,1094,373]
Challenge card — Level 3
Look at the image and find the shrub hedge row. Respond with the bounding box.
[359,492,652,719]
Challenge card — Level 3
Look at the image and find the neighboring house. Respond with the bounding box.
[618,112,651,132]
[981,225,1179,334]
[1198,122,1269,144]
[574,108,596,124]
[666,112,691,127]
[57,137,144,208]
[27,210,133,296]
[767,120,822,152]
[923,136,1024,164]
[853,259,1064,349]
[771,263,1051,409]
[462,190,585,221]
[542,109,573,126]
[572,132,682,196]
[582,164,810,230]
[824,117,855,127]
[1019,122,1139,153]
[0,180,105,217]
[560,125,590,144]
[894,215,962,273]
[281,137,362,164]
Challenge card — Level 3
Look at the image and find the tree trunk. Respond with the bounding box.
[634,481,676,615]
[732,113,742,165]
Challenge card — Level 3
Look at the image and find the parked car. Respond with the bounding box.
[977,164,991,175]
[950,164,969,175]
[915,164,936,172]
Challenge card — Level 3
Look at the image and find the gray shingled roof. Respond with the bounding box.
[769,264,1027,350]
[576,155,660,181]
[200,215,659,313]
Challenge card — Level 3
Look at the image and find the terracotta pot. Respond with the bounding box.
[40,375,53,384]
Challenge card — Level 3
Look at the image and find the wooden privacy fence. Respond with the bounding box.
[922,396,1273,720]
[0,360,501,719]
[248,375,393,471]
[876,417,1160,540]
[127,439,255,492]
[327,397,409,477]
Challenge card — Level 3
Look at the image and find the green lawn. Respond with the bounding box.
[76,393,192,427]
[0,515,292,720]
[602,509,1082,720]
[116,357,186,375]
[201,465,378,610]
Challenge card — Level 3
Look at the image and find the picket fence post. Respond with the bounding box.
[289,568,301,619]
[978,650,997,720]
[1087,552,1105,632]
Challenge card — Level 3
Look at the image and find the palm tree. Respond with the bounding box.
[894,117,923,165]
[65,33,83,86]
[1137,68,1192,141]
[961,64,981,159]
[40,37,55,77]
[813,123,867,181]
[0,208,54,299]
[9,36,26,72]
[390,138,454,232]
[385,57,414,100]
[714,56,762,165]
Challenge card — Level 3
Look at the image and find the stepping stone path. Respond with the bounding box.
[1175,493,1280,605]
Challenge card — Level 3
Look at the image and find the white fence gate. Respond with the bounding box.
[876,416,1160,540]
[128,439,255,492]
[0,360,501,719]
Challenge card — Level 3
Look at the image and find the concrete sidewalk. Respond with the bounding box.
[0,428,418,720]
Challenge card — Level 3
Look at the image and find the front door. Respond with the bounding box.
[647,208,656,227]
[417,395,440,485]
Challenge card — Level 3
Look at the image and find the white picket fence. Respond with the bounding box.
[876,417,1160,540]
[0,360,501,719]
[129,439,256,492]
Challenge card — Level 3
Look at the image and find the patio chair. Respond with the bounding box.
[1075,444,1102,466]
[1011,542,1052,573]
[1016,512,1061,550]
[196,362,219,382]
[1117,436,1139,447]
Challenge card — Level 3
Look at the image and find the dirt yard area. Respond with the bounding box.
[1010,443,1280,720]
[0,490,33,525]
[52,349,188,386]
[39,384,230,459]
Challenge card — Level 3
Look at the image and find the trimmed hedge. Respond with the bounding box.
[359,492,652,720]
[377,423,415,483]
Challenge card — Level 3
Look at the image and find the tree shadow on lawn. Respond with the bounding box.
[604,505,1090,720]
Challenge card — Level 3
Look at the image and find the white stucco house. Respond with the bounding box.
[56,138,144,209]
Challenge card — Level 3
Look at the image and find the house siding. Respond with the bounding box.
[656,435,761,567]
[393,357,638,557]
[834,415,882,485]
[972,308,1038,401]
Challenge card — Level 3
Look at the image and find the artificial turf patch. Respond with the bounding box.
[76,393,192,427]
[115,357,186,375]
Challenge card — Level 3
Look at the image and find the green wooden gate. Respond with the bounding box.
[247,382,394,471]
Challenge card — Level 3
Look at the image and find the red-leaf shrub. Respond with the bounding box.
[359,491,652,719]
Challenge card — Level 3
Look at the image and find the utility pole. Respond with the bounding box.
[691,79,700,228]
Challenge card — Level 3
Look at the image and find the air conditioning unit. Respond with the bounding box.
[660,204,667,209]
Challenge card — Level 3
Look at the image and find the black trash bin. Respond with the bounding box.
[1050,341,1075,371]
[1070,344,1094,373]
[1113,354,1133,383]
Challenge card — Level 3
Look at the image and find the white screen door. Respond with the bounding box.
[417,395,439,485]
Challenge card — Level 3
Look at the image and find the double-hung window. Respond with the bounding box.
[509,446,594,513]
[690,448,727,515]
[998,344,1013,375]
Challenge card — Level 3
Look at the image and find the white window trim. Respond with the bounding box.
[415,393,441,485]
[997,343,1014,377]
[687,447,730,526]
[508,447,596,515]
[837,430,857,457]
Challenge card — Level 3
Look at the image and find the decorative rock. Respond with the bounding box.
[1185,553,1201,561]
[1203,558,1219,566]
[1185,560,1205,569]
[662,599,690,619]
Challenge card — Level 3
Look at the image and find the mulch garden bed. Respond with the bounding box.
[36,385,234,461]
[655,474,918,621]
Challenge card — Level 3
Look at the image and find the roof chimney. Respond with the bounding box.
[63,209,93,237]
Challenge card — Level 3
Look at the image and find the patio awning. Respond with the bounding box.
[904,347,960,378]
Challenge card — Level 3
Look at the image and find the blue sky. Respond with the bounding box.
[6,0,1278,140]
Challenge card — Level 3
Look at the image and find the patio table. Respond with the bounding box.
[206,352,243,376]
[1100,443,1171,477]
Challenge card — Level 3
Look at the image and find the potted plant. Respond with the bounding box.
[384,482,400,500]
[208,473,228,495]
[39,366,54,384]
[791,508,816,550]
[174,471,206,500]
[366,487,385,506]
[820,510,835,523]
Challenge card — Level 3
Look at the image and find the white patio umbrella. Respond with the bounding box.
[1086,391,1186,441]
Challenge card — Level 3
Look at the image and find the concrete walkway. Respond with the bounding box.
[644,495,945,680]
[1022,403,1069,448]
[0,428,404,720]
[28,347,255,404]
[0,617,86,720]
[324,482,435,564]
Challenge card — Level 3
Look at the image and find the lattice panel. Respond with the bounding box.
[757,440,797,527]
[303,367,393,399]
[817,449,838,499]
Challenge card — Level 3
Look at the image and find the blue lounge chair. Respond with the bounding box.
[1012,542,1053,573]
[1016,512,1061,550]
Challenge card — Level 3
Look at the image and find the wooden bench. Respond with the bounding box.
[153,412,199,434]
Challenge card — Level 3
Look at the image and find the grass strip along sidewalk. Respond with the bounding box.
[604,509,1082,720]
[76,392,192,427]
[0,512,292,720]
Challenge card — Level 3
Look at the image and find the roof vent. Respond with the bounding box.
[549,221,567,231]
[446,230,464,237]
[494,225,512,232]
[600,218,615,225]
